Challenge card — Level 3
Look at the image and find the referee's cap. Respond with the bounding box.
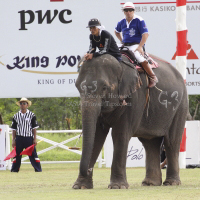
[16,97,32,107]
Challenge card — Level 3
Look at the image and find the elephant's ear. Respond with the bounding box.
[119,63,141,99]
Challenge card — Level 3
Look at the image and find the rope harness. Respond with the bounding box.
[119,59,163,117]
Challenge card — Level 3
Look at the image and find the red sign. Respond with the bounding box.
[172,42,199,60]
[180,128,186,152]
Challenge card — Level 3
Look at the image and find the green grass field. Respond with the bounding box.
[0,163,200,200]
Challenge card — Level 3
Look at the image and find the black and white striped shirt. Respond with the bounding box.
[11,109,39,137]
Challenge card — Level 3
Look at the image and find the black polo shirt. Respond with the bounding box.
[88,30,121,60]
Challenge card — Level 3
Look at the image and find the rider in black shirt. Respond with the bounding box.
[85,18,122,62]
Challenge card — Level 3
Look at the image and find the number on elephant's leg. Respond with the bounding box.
[138,137,163,186]
[163,86,187,186]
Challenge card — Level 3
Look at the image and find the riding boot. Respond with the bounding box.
[140,61,158,88]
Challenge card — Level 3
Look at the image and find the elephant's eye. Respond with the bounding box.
[103,85,107,91]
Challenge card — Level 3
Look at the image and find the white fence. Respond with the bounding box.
[3,128,105,170]
[2,121,200,170]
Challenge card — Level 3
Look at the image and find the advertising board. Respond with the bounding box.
[0,0,199,97]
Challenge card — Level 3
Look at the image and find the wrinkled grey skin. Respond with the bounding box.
[73,54,188,189]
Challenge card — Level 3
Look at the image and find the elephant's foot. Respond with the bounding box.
[142,178,162,186]
[108,182,129,189]
[163,178,181,186]
[72,169,93,189]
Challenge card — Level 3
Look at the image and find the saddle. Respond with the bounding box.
[119,46,159,72]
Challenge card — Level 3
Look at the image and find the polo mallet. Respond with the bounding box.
[69,133,82,150]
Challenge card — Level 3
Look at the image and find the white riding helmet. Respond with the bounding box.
[122,2,135,10]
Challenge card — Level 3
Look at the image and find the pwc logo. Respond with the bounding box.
[172,42,199,60]
[18,9,72,30]
[18,0,69,31]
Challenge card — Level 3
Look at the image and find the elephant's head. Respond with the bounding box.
[75,54,140,176]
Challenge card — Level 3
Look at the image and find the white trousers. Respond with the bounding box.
[124,44,146,63]
[117,43,146,63]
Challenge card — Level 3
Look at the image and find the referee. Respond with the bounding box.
[11,97,42,172]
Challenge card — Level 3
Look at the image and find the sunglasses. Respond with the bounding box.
[20,102,27,105]
[124,9,134,12]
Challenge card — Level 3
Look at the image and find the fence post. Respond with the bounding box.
[5,125,11,170]
[98,150,102,168]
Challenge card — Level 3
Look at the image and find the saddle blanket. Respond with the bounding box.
[122,53,159,70]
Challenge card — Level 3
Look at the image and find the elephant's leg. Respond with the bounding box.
[163,143,181,186]
[139,137,163,186]
[109,128,130,189]
[73,119,110,189]
[163,116,185,186]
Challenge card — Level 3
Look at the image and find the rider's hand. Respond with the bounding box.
[84,53,93,60]
[134,46,144,56]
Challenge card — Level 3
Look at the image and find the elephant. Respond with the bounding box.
[73,53,188,189]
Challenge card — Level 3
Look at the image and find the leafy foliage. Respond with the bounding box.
[189,95,200,120]
[0,97,82,130]
[0,98,19,125]
[0,95,199,129]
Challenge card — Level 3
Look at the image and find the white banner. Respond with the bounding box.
[0,125,6,170]
[186,121,200,165]
[104,130,146,168]
[0,0,199,98]
[104,121,200,168]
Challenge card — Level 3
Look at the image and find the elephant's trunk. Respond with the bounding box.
[80,98,101,177]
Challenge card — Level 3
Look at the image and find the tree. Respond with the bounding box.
[1,95,198,130]
[0,98,19,126]
[0,97,82,130]
[189,95,200,120]
[29,97,82,130]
